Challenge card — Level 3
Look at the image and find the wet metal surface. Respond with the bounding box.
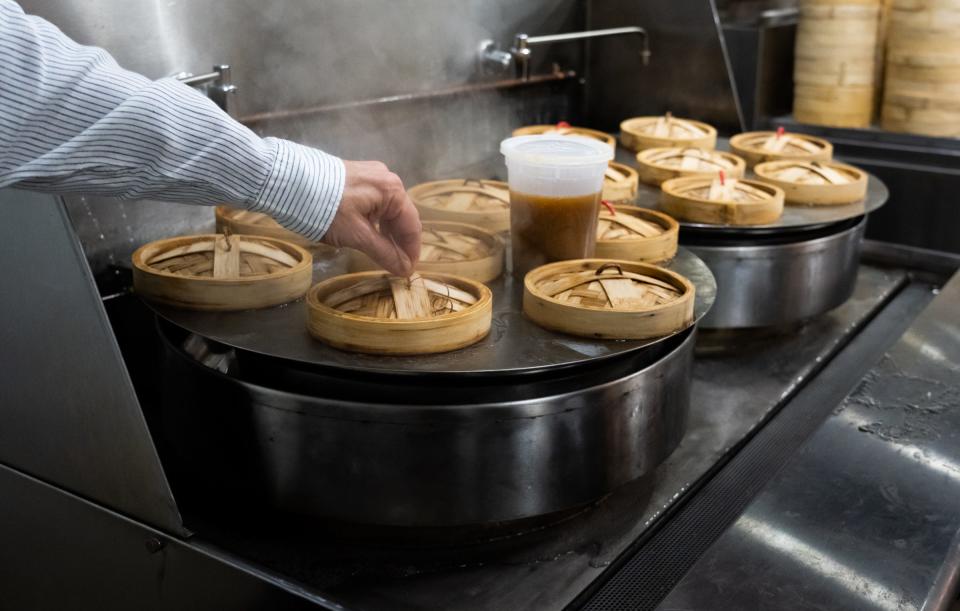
[150,249,716,376]
[659,273,960,611]
[195,264,906,611]
[691,217,866,329]
[160,327,696,525]
[0,189,185,535]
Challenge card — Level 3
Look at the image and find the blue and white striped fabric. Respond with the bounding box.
[0,0,344,242]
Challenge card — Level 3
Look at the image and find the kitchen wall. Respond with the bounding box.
[16,0,584,279]
[585,0,743,134]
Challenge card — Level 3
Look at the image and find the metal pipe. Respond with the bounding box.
[175,65,238,116]
[511,26,651,80]
[239,69,577,127]
[177,71,221,87]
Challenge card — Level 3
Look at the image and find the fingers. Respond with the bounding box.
[325,159,422,277]
[379,190,422,269]
[356,221,414,277]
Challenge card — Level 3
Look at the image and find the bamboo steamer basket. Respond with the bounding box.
[306,272,492,355]
[661,176,785,225]
[882,93,960,136]
[603,162,640,202]
[346,221,504,283]
[595,206,679,263]
[132,234,312,311]
[512,124,617,150]
[794,84,877,128]
[619,115,717,152]
[635,147,746,186]
[881,0,960,135]
[729,131,833,167]
[791,0,889,126]
[215,206,331,253]
[410,179,511,234]
[523,259,695,340]
[754,160,869,205]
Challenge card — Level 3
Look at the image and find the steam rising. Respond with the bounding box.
[241,0,583,186]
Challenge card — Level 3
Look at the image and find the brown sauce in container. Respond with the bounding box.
[510,190,600,277]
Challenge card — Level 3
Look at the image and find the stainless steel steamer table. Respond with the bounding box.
[150,251,715,527]
[635,174,888,329]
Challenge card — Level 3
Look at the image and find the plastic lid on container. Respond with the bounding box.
[500,135,614,167]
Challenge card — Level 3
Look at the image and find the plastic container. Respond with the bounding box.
[500,135,614,277]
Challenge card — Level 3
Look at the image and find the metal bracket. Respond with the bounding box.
[174,64,238,116]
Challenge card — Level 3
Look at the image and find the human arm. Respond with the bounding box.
[0,0,418,274]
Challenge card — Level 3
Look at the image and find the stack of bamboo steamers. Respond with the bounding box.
[131,112,868,356]
[882,0,960,136]
[794,0,960,136]
[793,0,884,128]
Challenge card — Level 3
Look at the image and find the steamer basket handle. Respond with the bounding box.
[595,263,623,276]
[462,179,487,187]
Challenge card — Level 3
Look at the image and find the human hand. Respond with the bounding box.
[322,160,421,276]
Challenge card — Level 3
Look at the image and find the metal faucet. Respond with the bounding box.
[173,65,239,116]
[480,27,651,80]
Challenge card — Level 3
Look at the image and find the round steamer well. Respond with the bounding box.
[346,221,504,283]
[636,147,746,186]
[729,131,833,168]
[595,205,679,263]
[132,234,312,311]
[215,205,328,252]
[148,251,717,526]
[661,176,785,225]
[754,160,868,205]
[620,115,718,152]
[306,271,493,355]
[512,124,617,150]
[410,179,511,234]
[603,161,640,202]
[523,259,695,340]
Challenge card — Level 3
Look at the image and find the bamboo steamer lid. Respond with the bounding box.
[410,179,511,234]
[595,205,679,263]
[306,272,492,355]
[523,259,695,340]
[215,206,329,252]
[512,124,617,150]
[346,221,504,283]
[619,114,717,152]
[132,233,312,311]
[635,147,746,186]
[603,161,640,202]
[754,160,868,205]
[729,131,833,167]
[661,175,785,225]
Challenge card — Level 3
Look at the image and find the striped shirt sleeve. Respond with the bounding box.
[0,0,344,242]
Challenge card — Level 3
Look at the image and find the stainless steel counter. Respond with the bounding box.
[657,270,960,610]
[188,263,912,610]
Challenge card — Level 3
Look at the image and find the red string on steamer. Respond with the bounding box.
[776,126,785,139]
[556,120,571,128]
[719,170,726,186]
[601,199,617,215]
